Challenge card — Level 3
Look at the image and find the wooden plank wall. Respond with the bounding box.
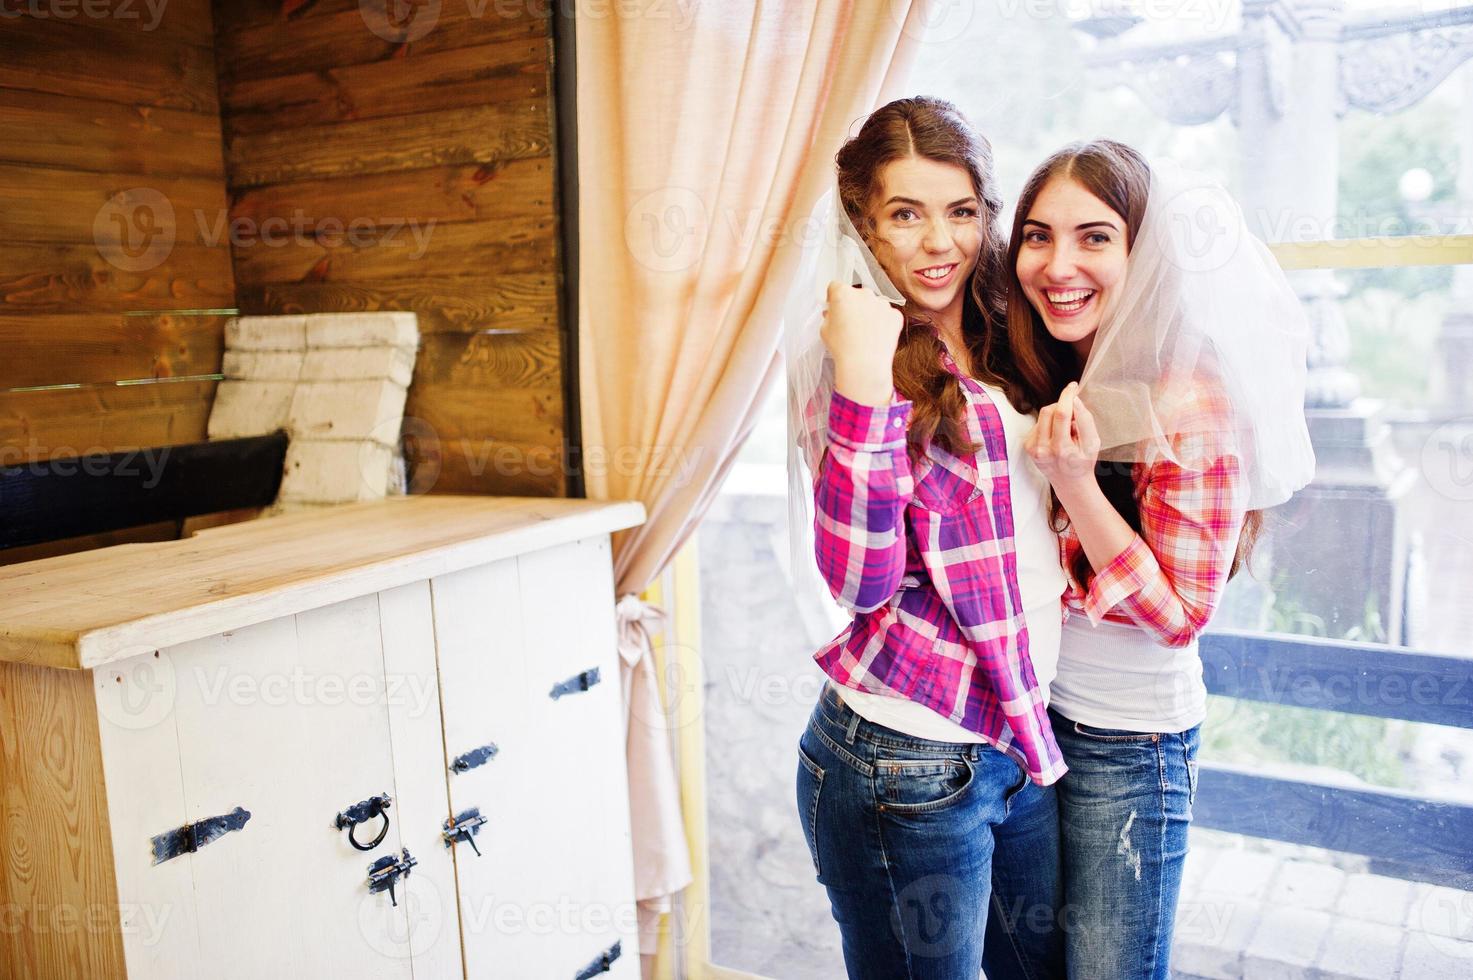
[213,0,568,496]
[0,0,237,563]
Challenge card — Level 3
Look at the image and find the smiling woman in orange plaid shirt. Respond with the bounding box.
[988,140,1314,980]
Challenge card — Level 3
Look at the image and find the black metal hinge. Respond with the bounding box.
[550,666,601,700]
[574,940,622,979]
[151,806,252,865]
[450,742,499,774]
[367,848,418,907]
[441,807,489,856]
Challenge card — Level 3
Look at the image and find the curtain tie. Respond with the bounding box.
[615,592,668,668]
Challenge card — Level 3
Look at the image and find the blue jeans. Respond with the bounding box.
[1050,707,1201,980]
[794,683,1064,979]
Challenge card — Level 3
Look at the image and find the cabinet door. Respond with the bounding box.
[430,538,639,978]
[99,596,445,979]
[376,581,464,978]
[95,647,205,980]
[517,536,640,980]
[429,557,546,976]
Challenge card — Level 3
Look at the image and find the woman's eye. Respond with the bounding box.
[892,208,916,221]
[1023,230,1047,244]
[953,207,978,219]
[1085,232,1112,246]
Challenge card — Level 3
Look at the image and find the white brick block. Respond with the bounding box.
[1315,917,1404,978]
[1243,905,1330,976]
[1199,849,1281,900]
[303,312,418,348]
[206,381,295,439]
[1268,859,1345,912]
[288,380,408,445]
[1181,842,1225,897]
[300,346,416,387]
[1402,929,1473,979]
[277,440,393,505]
[1171,892,1259,980]
[225,315,307,350]
[1408,882,1473,942]
[1337,872,1414,927]
[222,350,305,382]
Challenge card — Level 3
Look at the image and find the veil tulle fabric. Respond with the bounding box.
[1076,160,1316,510]
[783,187,904,608]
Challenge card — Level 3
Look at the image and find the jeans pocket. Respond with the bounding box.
[796,739,825,876]
[1001,762,1030,818]
[875,754,974,813]
[1183,733,1200,808]
[1071,720,1162,743]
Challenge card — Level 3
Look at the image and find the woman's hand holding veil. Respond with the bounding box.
[821,281,904,407]
[1025,381,1102,492]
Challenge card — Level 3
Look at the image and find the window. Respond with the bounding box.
[695,4,1473,977]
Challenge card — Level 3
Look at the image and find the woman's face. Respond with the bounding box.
[867,156,982,319]
[1015,175,1129,357]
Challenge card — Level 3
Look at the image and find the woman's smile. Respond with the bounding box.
[1040,286,1097,317]
[913,261,959,290]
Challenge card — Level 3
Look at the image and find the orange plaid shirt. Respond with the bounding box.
[1059,383,1249,648]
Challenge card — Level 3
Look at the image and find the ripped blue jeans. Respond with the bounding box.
[1049,706,1201,980]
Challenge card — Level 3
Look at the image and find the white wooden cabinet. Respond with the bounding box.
[0,496,645,980]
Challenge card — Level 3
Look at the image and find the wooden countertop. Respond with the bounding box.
[0,495,646,670]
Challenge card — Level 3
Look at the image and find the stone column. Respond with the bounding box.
[1236,0,1412,642]
[1433,61,1473,418]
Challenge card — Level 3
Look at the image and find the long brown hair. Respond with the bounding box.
[1002,139,1261,582]
[834,97,1019,469]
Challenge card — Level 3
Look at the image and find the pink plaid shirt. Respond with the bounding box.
[809,348,1066,786]
[1060,383,1248,647]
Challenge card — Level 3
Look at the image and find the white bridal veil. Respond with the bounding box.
[782,187,905,607]
[1076,160,1316,510]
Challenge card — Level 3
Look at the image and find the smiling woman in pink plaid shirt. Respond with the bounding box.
[993,140,1312,980]
[791,97,1072,980]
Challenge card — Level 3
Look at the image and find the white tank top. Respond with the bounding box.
[1048,614,1207,733]
[838,381,1066,742]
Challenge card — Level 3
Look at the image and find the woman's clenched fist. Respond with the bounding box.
[821,281,904,406]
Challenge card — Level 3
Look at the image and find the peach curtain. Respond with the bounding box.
[576,0,936,958]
